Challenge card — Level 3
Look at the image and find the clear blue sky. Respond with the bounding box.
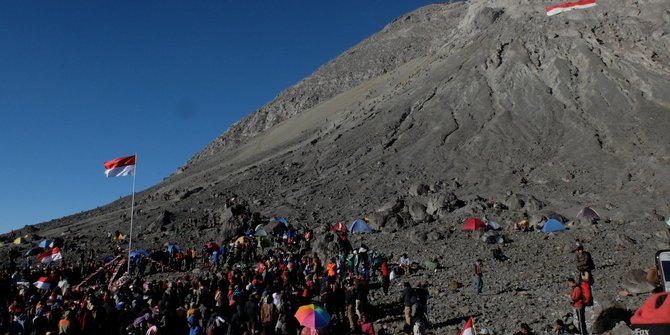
[0,0,438,233]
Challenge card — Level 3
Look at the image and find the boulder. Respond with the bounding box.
[622,269,656,294]
[407,229,428,244]
[591,307,632,334]
[504,194,525,211]
[368,211,389,230]
[377,198,404,213]
[524,196,545,211]
[409,202,429,222]
[383,214,404,232]
[409,183,430,197]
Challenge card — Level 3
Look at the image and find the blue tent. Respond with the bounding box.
[542,219,566,233]
[38,240,52,248]
[277,217,289,227]
[348,218,372,233]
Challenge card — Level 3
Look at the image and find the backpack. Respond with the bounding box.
[580,281,593,306]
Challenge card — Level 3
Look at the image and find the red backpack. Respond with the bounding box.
[580,280,593,306]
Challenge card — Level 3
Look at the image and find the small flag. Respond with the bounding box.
[34,277,51,290]
[39,247,63,264]
[546,0,597,16]
[459,317,475,335]
[104,155,136,177]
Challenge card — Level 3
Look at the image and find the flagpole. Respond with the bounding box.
[127,154,137,275]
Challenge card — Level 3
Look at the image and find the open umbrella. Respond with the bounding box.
[294,304,330,329]
[38,240,52,248]
[25,247,44,256]
[129,249,150,258]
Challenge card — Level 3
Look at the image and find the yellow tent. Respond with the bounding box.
[112,231,125,240]
[13,237,27,244]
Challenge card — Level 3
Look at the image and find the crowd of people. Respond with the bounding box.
[0,216,425,335]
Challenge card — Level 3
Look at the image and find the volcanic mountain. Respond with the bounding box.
[5,0,670,332]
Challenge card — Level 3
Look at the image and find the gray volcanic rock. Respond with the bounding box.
[6,0,670,333]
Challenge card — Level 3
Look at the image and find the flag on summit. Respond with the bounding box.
[546,0,597,16]
[34,277,51,290]
[104,155,136,177]
[39,247,62,264]
[459,317,475,335]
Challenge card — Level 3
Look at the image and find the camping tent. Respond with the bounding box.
[348,219,372,233]
[13,237,27,245]
[254,228,269,237]
[541,219,566,233]
[463,218,487,231]
[576,207,600,222]
[265,219,289,235]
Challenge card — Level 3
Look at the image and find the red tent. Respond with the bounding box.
[463,217,487,231]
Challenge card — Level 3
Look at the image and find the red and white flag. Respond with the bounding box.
[39,247,63,264]
[459,317,475,335]
[104,155,136,177]
[34,277,51,290]
[546,0,597,16]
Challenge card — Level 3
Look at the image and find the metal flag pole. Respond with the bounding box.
[127,154,137,275]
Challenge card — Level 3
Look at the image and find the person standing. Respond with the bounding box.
[402,282,415,327]
[567,278,588,335]
[380,258,390,295]
[574,245,594,279]
[473,259,483,294]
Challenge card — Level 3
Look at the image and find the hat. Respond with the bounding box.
[631,292,670,334]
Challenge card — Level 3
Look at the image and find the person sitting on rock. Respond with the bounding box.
[513,323,535,335]
[399,254,411,275]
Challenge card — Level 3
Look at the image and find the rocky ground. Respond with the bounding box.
[3,0,670,333]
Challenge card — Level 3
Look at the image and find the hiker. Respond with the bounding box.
[402,282,415,326]
[399,254,411,276]
[567,278,588,335]
[574,245,594,280]
[473,259,483,294]
[413,281,430,327]
[345,280,357,331]
[260,295,276,335]
[187,315,203,335]
[355,274,369,318]
[380,258,390,295]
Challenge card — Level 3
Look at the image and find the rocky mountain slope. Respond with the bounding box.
[5,0,670,333]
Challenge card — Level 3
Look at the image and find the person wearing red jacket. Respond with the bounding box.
[567,278,588,335]
[380,259,390,295]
